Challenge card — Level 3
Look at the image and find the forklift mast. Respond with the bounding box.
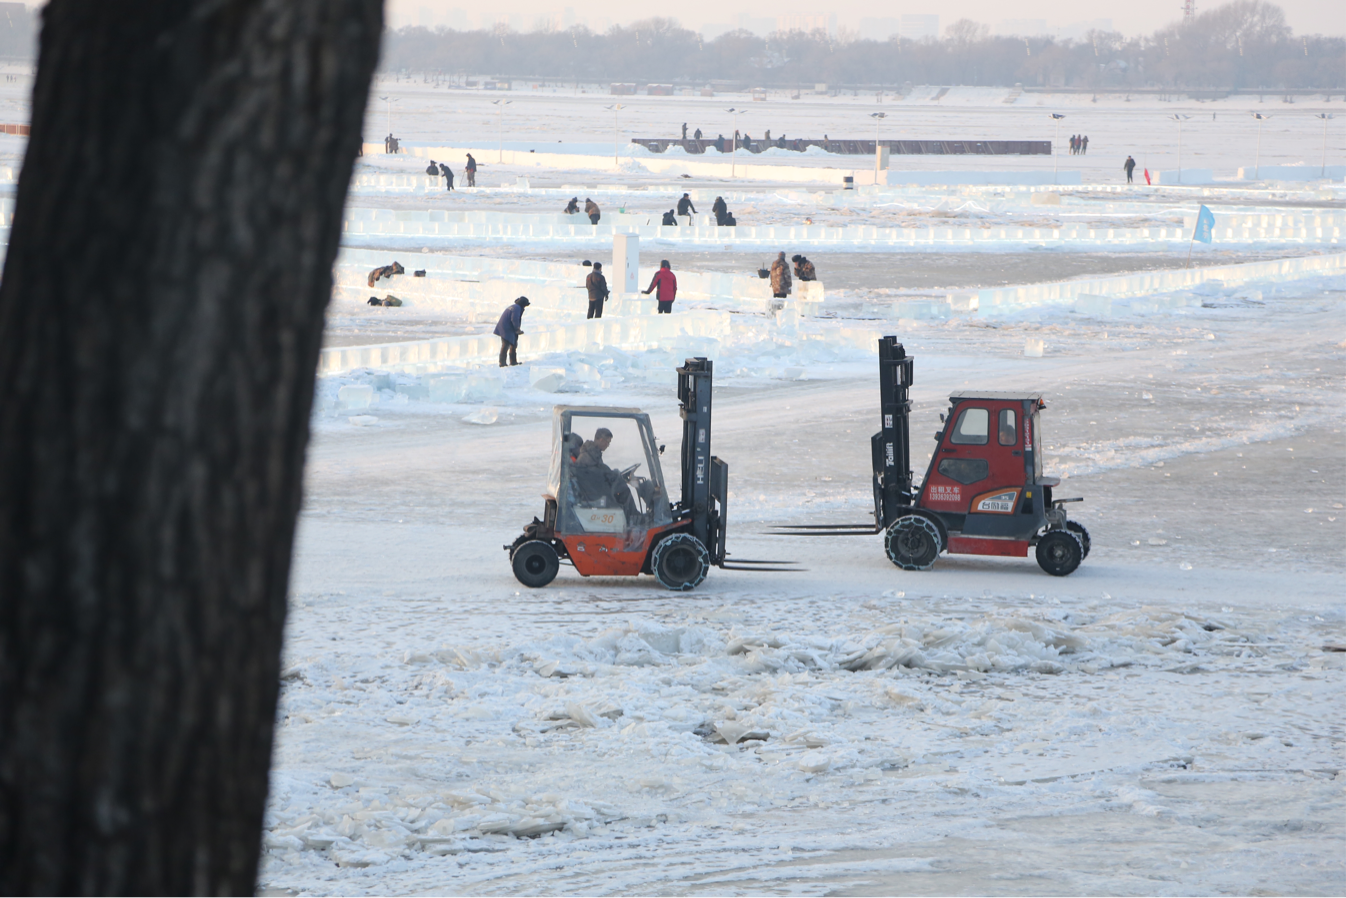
[871,337,915,529]
[676,357,727,565]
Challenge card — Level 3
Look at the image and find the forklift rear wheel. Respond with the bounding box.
[652,533,710,591]
[885,515,943,571]
[1036,530,1083,576]
[512,540,560,588]
[1066,521,1091,559]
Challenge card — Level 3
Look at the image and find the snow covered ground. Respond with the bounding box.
[259,265,1345,895]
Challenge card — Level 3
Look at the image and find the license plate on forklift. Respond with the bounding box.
[579,508,626,533]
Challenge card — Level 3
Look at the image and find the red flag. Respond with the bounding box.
[1143,168,1151,185]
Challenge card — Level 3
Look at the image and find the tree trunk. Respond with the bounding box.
[0,1,381,893]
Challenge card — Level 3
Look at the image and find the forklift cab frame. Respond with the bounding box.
[547,406,676,576]
[919,391,1060,557]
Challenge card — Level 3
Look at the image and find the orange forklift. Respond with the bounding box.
[775,336,1090,575]
[507,358,792,590]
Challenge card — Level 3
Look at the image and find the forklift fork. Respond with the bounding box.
[767,336,914,539]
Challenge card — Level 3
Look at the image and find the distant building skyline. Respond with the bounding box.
[393,0,1342,38]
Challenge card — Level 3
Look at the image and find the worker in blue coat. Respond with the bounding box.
[494,296,530,366]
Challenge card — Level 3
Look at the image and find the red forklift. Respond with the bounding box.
[776,336,1090,575]
[507,358,792,590]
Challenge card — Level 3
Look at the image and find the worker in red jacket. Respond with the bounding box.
[642,259,677,314]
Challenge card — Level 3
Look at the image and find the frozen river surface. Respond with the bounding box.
[258,269,1345,895]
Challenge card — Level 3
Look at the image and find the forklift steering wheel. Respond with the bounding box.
[619,463,641,480]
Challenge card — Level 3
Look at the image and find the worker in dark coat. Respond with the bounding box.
[714,134,725,152]
[694,127,703,140]
[769,251,792,299]
[661,210,677,226]
[642,259,677,314]
[464,153,477,187]
[791,254,817,281]
[712,196,728,226]
[425,160,439,176]
[564,197,580,214]
[585,198,601,225]
[1124,155,1136,183]
[493,296,529,366]
[677,193,696,222]
[439,162,453,191]
[585,262,609,319]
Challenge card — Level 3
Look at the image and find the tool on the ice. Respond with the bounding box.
[772,336,1090,576]
[507,358,796,590]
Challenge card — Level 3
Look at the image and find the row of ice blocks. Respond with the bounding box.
[318,309,733,376]
[976,251,1346,310]
[347,174,1339,214]
[342,213,1341,245]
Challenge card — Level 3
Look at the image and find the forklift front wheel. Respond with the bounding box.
[652,533,710,591]
[512,540,560,588]
[1036,530,1083,577]
[885,515,943,571]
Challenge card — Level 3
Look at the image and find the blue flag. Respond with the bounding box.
[1193,205,1216,244]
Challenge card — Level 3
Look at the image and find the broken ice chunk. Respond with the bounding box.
[462,407,498,425]
[338,383,373,409]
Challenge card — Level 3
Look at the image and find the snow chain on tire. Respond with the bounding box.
[1066,521,1091,559]
[652,533,710,591]
[884,514,943,571]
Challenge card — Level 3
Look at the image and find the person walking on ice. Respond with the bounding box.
[465,153,477,187]
[642,260,678,314]
[494,296,529,366]
[1124,155,1136,184]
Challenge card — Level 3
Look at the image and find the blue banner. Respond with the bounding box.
[1193,205,1216,244]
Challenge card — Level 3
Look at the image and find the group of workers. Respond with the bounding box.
[493,257,681,365]
[563,194,738,229]
[582,259,678,320]
[424,154,477,190]
[767,252,818,299]
[564,197,603,224]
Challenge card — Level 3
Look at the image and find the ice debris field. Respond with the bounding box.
[5,75,1339,895]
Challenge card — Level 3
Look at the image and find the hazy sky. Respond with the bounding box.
[386,0,1343,37]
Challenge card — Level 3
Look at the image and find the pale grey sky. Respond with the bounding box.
[386,0,1342,37]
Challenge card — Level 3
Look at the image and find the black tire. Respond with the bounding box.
[652,533,710,591]
[884,514,942,571]
[1036,529,1083,576]
[512,540,559,588]
[1066,521,1091,559]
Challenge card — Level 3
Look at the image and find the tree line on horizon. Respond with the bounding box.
[382,1,1342,91]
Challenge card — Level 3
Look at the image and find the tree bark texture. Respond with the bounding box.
[0,1,381,893]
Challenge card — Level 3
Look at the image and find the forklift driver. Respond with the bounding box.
[998,410,1018,446]
[573,428,640,518]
